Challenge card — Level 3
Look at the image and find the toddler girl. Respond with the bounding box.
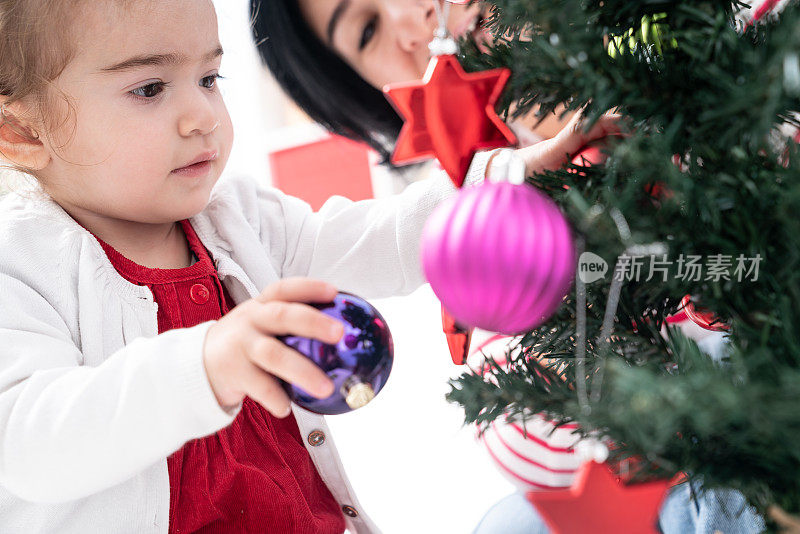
[0,1,614,532]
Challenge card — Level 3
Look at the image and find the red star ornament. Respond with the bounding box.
[526,461,671,534]
[383,55,517,187]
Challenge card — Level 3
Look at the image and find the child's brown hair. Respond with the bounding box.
[0,0,82,123]
[0,0,100,177]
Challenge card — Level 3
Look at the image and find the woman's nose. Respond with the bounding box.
[178,90,219,138]
[387,1,436,53]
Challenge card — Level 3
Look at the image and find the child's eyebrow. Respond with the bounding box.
[98,46,224,74]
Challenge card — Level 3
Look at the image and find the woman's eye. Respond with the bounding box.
[130,82,165,99]
[359,16,378,50]
[201,74,223,89]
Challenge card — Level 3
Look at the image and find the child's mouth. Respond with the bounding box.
[172,152,217,178]
[172,160,213,178]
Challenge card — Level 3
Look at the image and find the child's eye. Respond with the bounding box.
[130,82,166,99]
[201,74,224,89]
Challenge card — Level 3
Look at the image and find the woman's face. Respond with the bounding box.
[299,0,489,89]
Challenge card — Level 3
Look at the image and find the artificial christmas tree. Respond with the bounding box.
[443,0,800,528]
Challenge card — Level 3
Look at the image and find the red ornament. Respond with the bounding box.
[570,142,608,169]
[467,336,583,489]
[383,55,517,187]
[643,154,685,200]
[748,0,781,26]
[441,306,472,365]
[679,295,729,332]
[526,461,670,534]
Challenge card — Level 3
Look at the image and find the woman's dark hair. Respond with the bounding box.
[250,0,403,163]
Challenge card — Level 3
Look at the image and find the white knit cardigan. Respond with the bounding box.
[0,161,487,533]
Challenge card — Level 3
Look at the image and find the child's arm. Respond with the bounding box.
[0,274,341,504]
[0,274,235,503]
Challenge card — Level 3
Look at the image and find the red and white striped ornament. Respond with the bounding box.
[469,334,584,491]
[480,414,584,491]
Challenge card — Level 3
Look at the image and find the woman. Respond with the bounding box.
[249,2,765,533]
[251,0,567,166]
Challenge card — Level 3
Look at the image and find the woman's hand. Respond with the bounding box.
[515,111,623,175]
[203,278,342,418]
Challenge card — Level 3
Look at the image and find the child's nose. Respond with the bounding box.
[178,93,219,137]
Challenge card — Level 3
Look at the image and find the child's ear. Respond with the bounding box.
[0,101,51,171]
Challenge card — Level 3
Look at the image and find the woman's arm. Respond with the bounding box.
[268,171,471,299]
[246,114,618,300]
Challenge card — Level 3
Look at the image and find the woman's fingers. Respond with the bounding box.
[519,110,624,173]
[583,113,625,142]
[246,335,335,399]
[557,111,621,152]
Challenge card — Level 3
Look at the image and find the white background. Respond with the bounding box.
[327,287,515,533]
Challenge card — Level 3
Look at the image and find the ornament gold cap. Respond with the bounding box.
[345,382,375,409]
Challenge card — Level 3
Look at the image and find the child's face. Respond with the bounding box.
[38,0,234,224]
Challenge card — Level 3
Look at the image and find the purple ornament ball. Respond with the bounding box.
[279,292,393,415]
[421,182,576,335]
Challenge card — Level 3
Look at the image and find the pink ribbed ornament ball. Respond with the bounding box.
[421,181,576,335]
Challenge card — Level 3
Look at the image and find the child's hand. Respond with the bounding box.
[203,278,342,418]
[516,111,624,175]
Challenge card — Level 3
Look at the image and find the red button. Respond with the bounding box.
[189,283,210,305]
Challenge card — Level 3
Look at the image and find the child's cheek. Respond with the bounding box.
[217,112,235,167]
[49,104,118,167]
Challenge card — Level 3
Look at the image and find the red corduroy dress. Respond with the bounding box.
[96,220,345,534]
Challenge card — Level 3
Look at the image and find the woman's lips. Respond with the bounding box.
[454,11,480,39]
[453,11,491,50]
